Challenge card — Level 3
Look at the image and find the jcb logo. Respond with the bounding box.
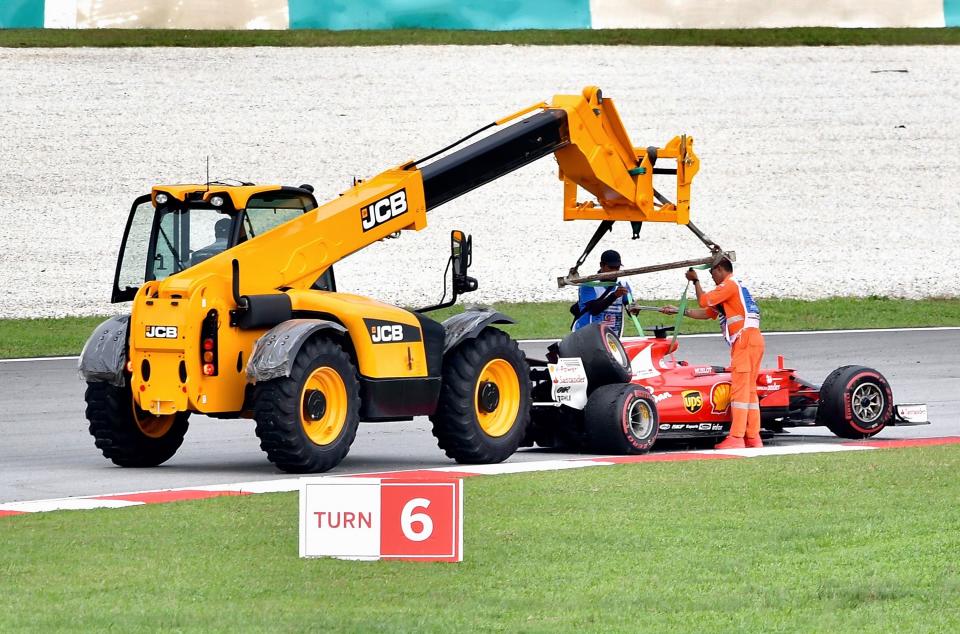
[364,319,422,345]
[681,390,703,414]
[371,324,404,343]
[361,189,408,232]
[145,325,178,339]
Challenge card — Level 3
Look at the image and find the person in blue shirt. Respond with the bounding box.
[572,250,638,336]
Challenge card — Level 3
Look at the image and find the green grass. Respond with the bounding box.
[3,296,956,359]
[1,27,960,48]
[2,445,959,631]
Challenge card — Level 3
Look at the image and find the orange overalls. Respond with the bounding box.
[700,278,764,439]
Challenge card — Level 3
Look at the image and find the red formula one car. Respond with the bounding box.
[524,323,928,454]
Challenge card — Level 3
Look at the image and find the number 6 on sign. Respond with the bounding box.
[401,498,433,542]
[381,481,462,561]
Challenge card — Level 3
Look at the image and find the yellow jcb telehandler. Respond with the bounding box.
[79,86,706,473]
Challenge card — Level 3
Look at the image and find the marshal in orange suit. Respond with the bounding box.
[661,258,764,449]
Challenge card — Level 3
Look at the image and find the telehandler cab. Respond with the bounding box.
[79,86,713,473]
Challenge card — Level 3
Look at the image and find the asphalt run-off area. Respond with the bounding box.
[2,327,957,515]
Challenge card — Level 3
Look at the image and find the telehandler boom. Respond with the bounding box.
[80,86,705,473]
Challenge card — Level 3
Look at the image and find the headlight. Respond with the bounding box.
[210,195,224,207]
[155,193,168,205]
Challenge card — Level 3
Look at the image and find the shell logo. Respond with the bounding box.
[711,382,732,414]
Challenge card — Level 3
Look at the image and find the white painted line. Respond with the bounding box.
[192,479,301,494]
[519,325,960,344]
[3,439,956,515]
[0,498,142,513]
[0,326,956,364]
[432,460,611,475]
[0,355,80,364]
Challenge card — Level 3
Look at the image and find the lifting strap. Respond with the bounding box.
[569,220,614,276]
[668,264,712,354]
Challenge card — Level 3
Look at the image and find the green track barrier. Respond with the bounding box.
[288,0,591,30]
[947,0,960,27]
[0,0,43,29]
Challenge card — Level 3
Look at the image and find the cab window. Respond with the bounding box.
[240,191,316,241]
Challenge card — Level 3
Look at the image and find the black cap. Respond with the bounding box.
[600,249,622,267]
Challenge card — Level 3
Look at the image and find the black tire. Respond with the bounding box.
[526,405,587,452]
[430,328,531,463]
[557,323,631,389]
[817,365,893,439]
[583,384,659,454]
[253,337,361,473]
[84,381,189,467]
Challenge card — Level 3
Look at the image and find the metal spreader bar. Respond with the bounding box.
[557,251,736,288]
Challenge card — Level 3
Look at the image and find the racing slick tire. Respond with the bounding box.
[583,383,659,454]
[817,365,893,439]
[557,323,631,389]
[525,405,587,452]
[253,337,361,473]
[431,328,531,464]
[85,381,190,467]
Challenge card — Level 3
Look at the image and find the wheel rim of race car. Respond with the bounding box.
[300,367,347,445]
[474,359,520,438]
[132,403,175,439]
[627,397,655,439]
[851,382,884,425]
[604,330,628,367]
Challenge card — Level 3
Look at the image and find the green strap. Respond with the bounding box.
[626,291,643,336]
[669,264,712,352]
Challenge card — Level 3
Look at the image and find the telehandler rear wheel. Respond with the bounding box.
[430,328,531,464]
[84,382,190,467]
[253,337,361,473]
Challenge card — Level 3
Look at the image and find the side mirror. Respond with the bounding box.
[451,230,477,295]
[451,230,471,277]
[415,230,477,313]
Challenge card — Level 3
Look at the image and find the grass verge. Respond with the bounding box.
[2,296,958,359]
[1,27,960,48]
[2,445,959,631]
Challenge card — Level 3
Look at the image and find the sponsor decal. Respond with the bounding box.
[693,366,714,376]
[710,381,732,414]
[650,391,673,404]
[363,319,422,344]
[548,358,588,409]
[145,325,178,338]
[895,404,927,423]
[681,390,703,414]
[659,423,671,431]
[360,189,408,232]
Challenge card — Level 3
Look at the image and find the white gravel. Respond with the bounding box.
[1,46,958,318]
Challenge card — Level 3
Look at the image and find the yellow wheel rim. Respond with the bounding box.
[474,359,521,438]
[300,366,348,446]
[132,404,175,439]
[604,330,627,367]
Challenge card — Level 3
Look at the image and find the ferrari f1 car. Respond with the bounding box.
[524,323,929,454]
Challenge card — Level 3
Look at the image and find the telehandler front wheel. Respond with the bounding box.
[253,337,361,473]
[430,328,531,464]
[84,382,190,467]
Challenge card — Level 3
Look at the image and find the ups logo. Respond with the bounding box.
[681,390,703,414]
